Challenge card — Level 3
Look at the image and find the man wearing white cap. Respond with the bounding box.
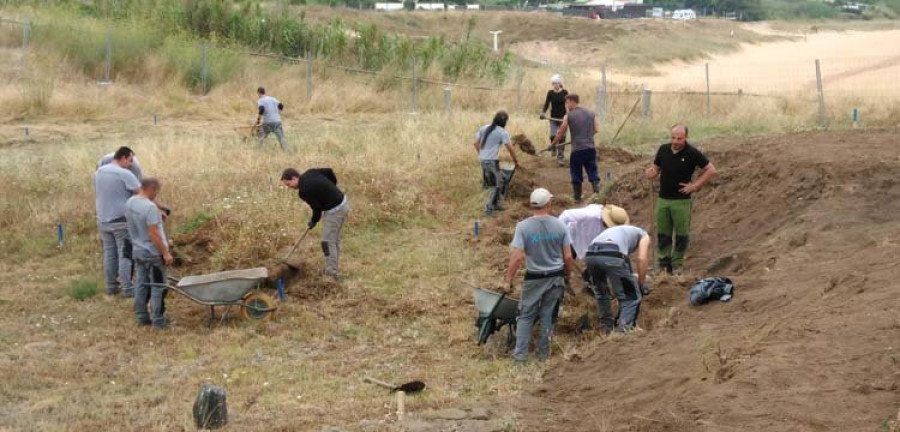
[506,188,574,363]
[584,224,651,333]
[541,75,568,167]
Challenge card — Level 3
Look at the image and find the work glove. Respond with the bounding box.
[307,221,317,230]
[539,113,547,120]
[640,284,652,296]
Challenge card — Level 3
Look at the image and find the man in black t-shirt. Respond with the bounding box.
[644,125,717,274]
[281,167,350,279]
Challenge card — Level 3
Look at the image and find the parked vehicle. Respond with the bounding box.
[672,9,697,20]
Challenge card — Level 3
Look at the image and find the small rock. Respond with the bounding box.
[358,419,382,432]
[469,407,491,421]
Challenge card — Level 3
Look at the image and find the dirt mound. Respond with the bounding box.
[516,129,900,431]
[512,133,537,155]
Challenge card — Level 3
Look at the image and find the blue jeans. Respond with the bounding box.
[569,148,599,185]
[99,221,133,296]
[514,276,564,362]
[134,256,168,327]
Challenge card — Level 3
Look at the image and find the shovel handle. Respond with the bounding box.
[363,377,396,389]
[282,228,311,262]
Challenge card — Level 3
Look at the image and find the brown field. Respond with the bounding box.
[1,7,899,431]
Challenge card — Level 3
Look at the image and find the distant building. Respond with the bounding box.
[375,2,404,11]
[565,0,650,19]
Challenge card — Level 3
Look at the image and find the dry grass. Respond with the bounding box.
[3,9,900,430]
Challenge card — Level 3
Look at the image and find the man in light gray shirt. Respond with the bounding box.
[584,224,651,333]
[98,152,142,181]
[126,178,173,328]
[255,86,288,151]
[94,146,141,297]
[474,110,518,216]
[506,188,573,363]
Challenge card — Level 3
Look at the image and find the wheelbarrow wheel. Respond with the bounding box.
[240,292,276,323]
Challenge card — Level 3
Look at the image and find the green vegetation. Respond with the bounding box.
[8,1,513,86]
[65,280,98,301]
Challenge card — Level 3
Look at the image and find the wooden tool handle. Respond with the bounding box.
[363,376,396,389]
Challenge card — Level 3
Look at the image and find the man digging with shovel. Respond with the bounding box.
[281,167,350,280]
[550,94,602,203]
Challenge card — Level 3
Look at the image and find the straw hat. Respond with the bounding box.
[601,205,629,227]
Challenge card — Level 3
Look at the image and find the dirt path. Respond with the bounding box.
[507,130,900,431]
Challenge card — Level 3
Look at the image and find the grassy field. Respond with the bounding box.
[2,5,900,430]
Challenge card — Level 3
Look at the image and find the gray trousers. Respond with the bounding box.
[99,221,133,295]
[514,276,564,362]
[481,160,503,215]
[258,122,288,151]
[134,255,168,327]
[549,120,565,163]
[585,253,642,331]
[322,200,350,276]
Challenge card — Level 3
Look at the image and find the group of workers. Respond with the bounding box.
[478,75,717,362]
[93,87,349,329]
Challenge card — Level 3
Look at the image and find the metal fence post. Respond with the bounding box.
[103,31,112,84]
[705,62,711,116]
[444,86,452,115]
[410,58,418,114]
[516,65,524,115]
[22,19,30,51]
[200,43,209,95]
[641,84,652,120]
[815,59,826,128]
[596,65,608,122]
[306,51,313,100]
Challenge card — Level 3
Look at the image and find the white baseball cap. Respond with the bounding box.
[551,74,562,84]
[530,188,553,208]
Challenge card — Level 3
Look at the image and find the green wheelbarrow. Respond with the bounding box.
[473,287,519,348]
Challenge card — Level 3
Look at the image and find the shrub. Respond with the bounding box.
[66,280,98,301]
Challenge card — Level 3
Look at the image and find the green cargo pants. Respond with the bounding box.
[655,197,692,271]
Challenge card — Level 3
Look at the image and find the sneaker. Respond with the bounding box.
[557,160,566,167]
[138,320,152,327]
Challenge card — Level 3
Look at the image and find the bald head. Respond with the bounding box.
[670,124,688,151]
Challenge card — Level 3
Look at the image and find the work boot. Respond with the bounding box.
[588,181,601,202]
[573,183,583,203]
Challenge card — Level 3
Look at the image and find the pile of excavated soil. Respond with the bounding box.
[512,130,900,431]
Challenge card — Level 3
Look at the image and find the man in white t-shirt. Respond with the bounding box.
[559,204,629,260]
[255,87,288,151]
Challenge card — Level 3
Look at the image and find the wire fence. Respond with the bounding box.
[3,14,899,131]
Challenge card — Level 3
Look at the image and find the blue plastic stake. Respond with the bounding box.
[276,278,285,301]
[57,222,64,250]
[474,220,480,238]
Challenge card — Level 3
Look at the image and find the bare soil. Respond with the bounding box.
[498,129,900,430]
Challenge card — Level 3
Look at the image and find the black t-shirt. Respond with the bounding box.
[297,168,345,227]
[543,89,568,121]
[653,142,710,200]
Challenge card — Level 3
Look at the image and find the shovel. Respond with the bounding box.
[281,228,311,270]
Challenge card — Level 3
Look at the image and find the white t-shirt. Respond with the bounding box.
[258,96,282,124]
[558,204,606,259]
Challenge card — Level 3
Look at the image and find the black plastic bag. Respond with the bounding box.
[193,384,228,430]
[689,277,734,306]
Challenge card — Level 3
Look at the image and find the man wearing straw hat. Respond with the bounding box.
[559,203,630,261]
[506,188,573,363]
[584,224,651,333]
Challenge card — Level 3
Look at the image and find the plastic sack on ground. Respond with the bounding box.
[689,277,734,306]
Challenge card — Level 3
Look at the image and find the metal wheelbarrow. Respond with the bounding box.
[162,267,277,326]
[498,162,516,199]
[473,287,519,349]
